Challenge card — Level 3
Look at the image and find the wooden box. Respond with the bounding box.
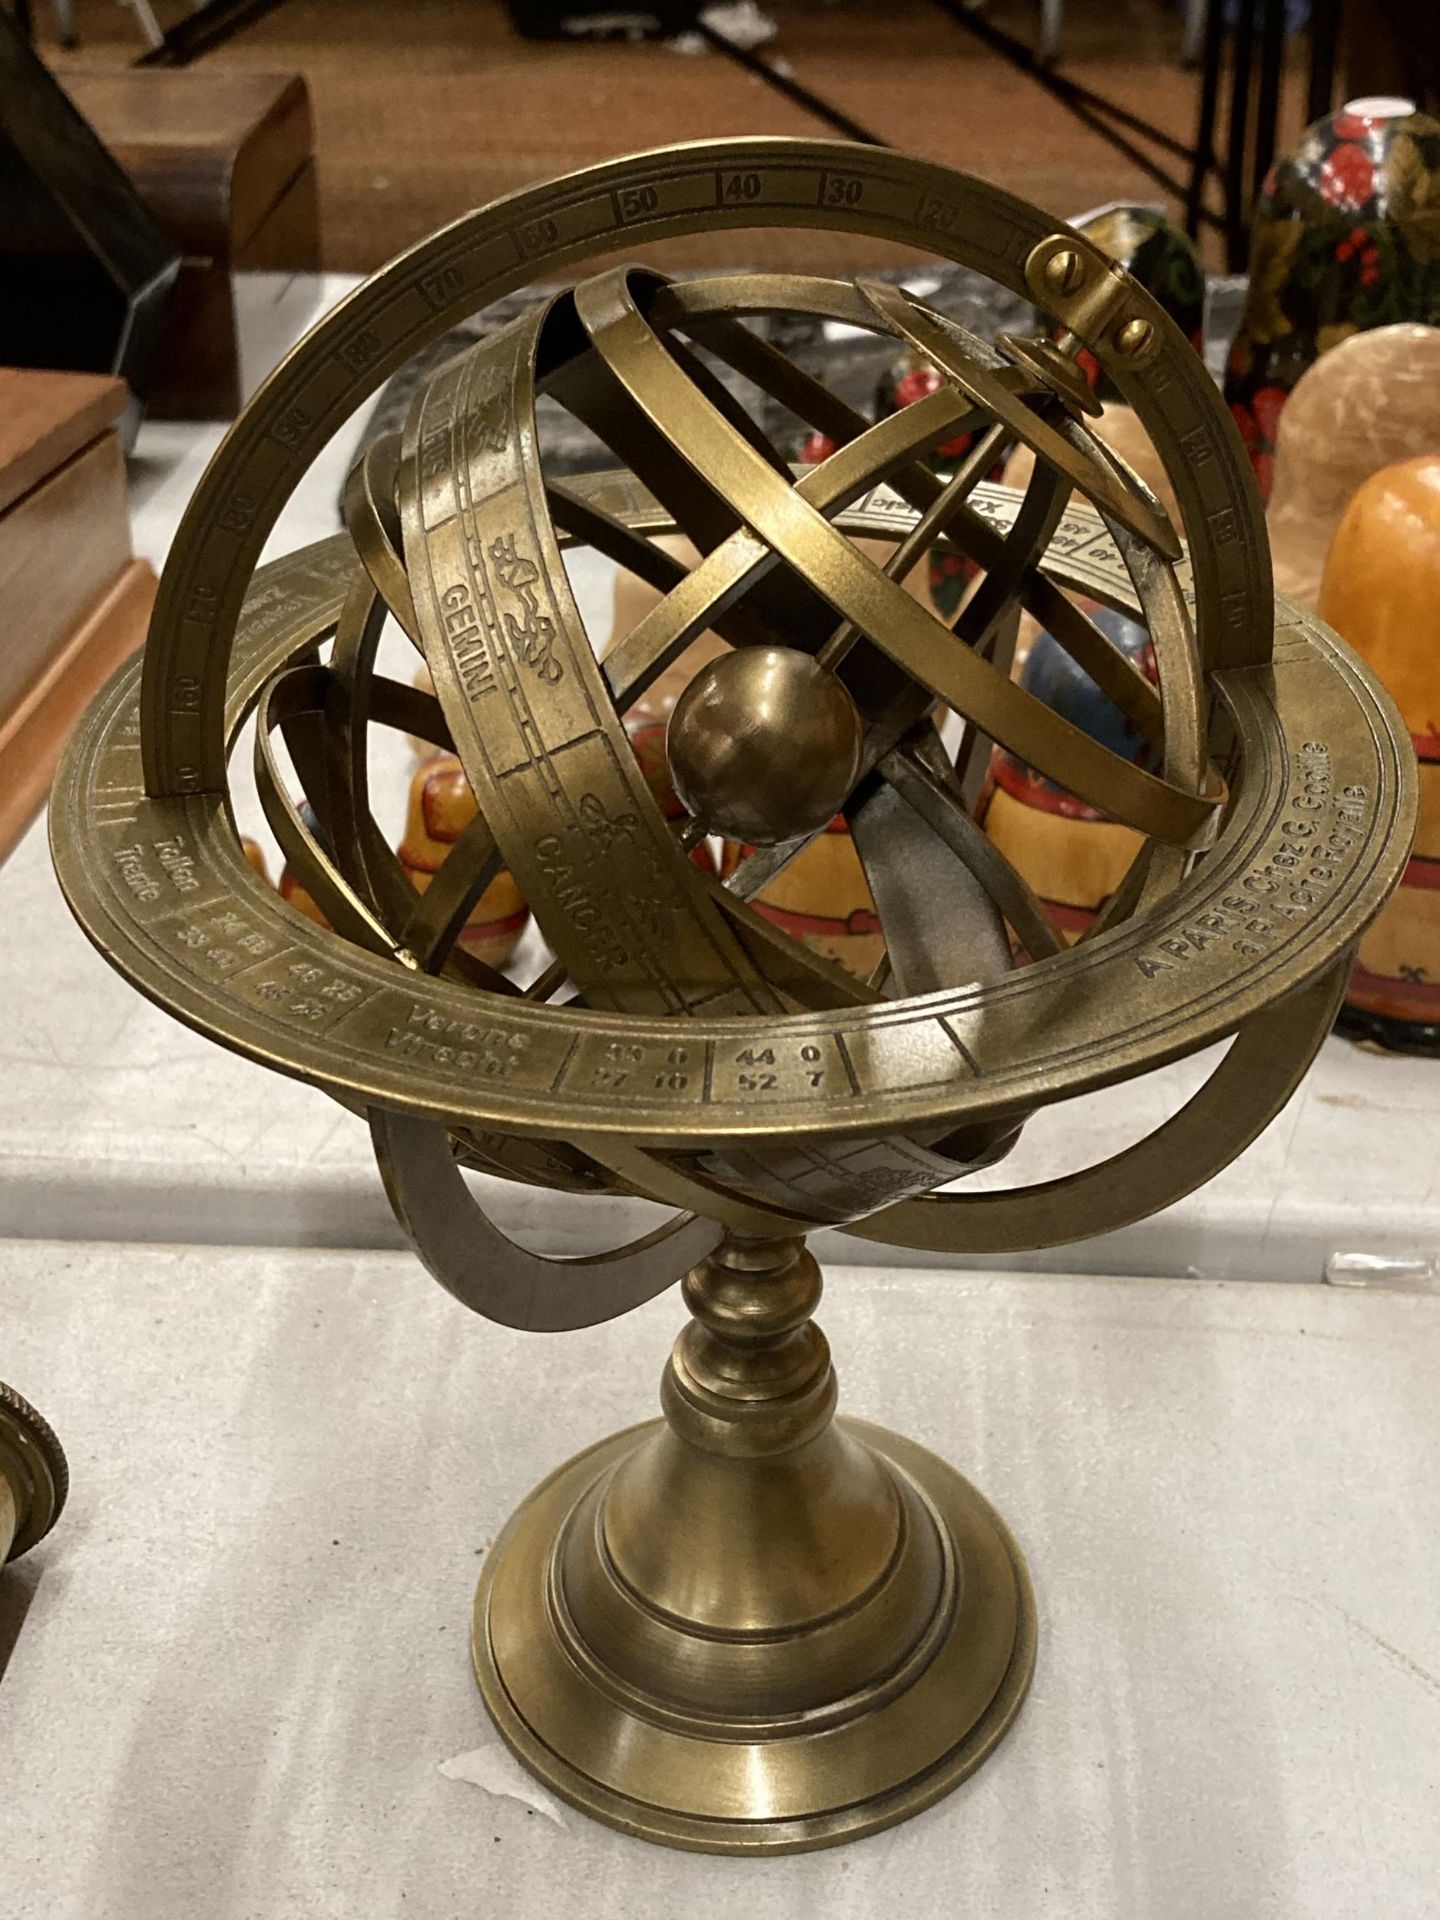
[0,367,155,860]
[0,12,179,440]
[63,70,320,421]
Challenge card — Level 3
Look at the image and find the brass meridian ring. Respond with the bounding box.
[133,135,1275,800]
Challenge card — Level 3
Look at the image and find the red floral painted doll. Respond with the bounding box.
[1226,98,1440,501]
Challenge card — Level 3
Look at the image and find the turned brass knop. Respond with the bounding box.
[664,1235,835,1455]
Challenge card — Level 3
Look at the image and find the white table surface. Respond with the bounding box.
[0,1241,1435,1919]
[9,269,1439,1283]
[8,789,1440,1280]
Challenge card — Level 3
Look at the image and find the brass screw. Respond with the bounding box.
[1042,248,1086,297]
[1115,316,1155,358]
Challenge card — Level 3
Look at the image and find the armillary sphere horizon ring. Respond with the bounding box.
[55,481,1407,1133]
[52,138,1413,1267]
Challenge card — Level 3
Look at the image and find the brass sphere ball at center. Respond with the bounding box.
[666,646,864,846]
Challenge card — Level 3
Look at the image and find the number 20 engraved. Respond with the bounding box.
[916,192,960,233]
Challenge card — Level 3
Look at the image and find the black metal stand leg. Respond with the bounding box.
[1224,0,1257,270]
[1307,0,1340,123]
[1184,0,1227,239]
[135,0,290,66]
[1253,0,1286,202]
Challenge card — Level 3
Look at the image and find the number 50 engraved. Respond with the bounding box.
[617,184,659,221]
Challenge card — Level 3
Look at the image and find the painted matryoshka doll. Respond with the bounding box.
[1319,452,1440,1050]
[1226,97,1440,500]
[276,803,327,928]
[719,824,884,981]
[980,606,1157,945]
[274,780,532,971]
[396,758,532,971]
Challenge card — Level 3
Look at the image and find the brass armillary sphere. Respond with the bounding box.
[52,139,1413,1853]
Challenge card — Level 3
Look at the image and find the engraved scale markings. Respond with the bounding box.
[547,1031,582,1095]
[409,300,783,1022]
[59,449,1420,1152]
[939,1021,984,1077]
[609,174,711,228]
[713,165,826,210]
[138,140,1272,799]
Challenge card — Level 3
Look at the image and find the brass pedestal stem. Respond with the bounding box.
[473,1234,1035,1853]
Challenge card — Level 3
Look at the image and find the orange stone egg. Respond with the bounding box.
[1320,452,1440,1043]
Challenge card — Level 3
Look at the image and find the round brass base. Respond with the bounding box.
[472,1416,1036,1855]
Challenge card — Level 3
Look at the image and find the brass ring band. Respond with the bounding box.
[137,137,1274,800]
[52,486,1413,1152]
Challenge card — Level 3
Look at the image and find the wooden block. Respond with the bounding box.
[145,261,242,421]
[0,429,132,721]
[0,19,179,429]
[148,165,321,419]
[0,368,148,860]
[236,160,319,272]
[0,366,127,517]
[0,557,156,863]
[62,70,319,421]
[62,71,315,258]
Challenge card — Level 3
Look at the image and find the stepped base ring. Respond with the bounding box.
[472,1416,1036,1855]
